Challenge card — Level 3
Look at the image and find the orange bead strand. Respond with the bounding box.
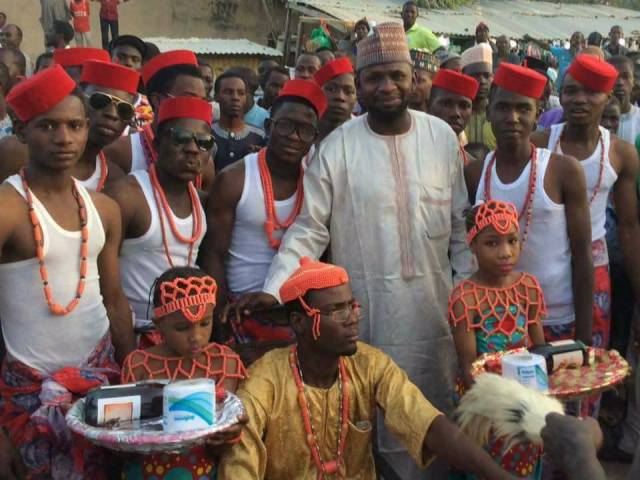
[258,148,304,249]
[290,346,350,479]
[148,164,202,267]
[95,151,109,192]
[484,143,537,246]
[21,169,89,316]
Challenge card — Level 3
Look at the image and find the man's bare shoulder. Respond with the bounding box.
[610,133,638,168]
[104,174,144,206]
[530,129,551,148]
[0,181,28,226]
[209,159,246,207]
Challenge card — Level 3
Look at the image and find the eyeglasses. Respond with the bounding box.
[86,92,135,121]
[318,300,361,323]
[168,127,216,152]
[272,118,318,143]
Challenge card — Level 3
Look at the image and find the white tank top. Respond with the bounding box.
[476,148,574,326]
[226,152,297,295]
[548,123,617,241]
[119,171,207,328]
[75,155,103,191]
[130,132,149,172]
[0,175,109,373]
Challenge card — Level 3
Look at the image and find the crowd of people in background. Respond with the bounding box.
[0,0,639,478]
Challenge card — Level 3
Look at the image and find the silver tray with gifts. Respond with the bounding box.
[66,391,245,454]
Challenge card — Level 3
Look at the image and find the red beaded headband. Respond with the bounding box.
[467,200,520,245]
[153,275,217,323]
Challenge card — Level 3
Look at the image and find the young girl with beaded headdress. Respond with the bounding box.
[120,266,248,480]
[449,200,546,480]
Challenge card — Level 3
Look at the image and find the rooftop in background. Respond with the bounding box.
[144,37,282,57]
[290,0,640,39]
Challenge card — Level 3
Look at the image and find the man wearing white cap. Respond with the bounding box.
[240,21,472,479]
[462,43,496,149]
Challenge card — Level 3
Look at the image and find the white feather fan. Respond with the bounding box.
[455,373,564,450]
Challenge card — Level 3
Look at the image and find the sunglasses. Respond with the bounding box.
[86,92,135,121]
[168,127,216,152]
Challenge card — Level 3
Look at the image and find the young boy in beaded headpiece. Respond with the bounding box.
[120,266,247,480]
[449,199,546,479]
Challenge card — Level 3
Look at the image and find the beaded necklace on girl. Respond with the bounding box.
[448,200,546,480]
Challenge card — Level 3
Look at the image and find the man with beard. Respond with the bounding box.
[408,49,438,113]
[428,68,479,164]
[218,259,516,480]
[235,23,472,479]
[609,55,640,145]
[467,62,593,349]
[313,57,356,144]
[462,43,496,149]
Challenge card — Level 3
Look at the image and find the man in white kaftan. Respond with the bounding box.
[263,80,472,480]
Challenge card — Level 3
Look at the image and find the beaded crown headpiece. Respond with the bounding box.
[153,275,217,323]
[467,200,520,245]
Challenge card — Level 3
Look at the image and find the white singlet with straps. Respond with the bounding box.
[226,152,297,295]
[476,148,574,326]
[120,171,207,329]
[130,132,149,172]
[75,155,103,191]
[0,176,109,373]
[547,123,617,242]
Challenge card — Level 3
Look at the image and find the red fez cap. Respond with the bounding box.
[80,60,141,95]
[157,96,213,126]
[314,57,354,87]
[142,50,198,86]
[494,63,547,99]
[432,69,479,100]
[278,79,327,117]
[6,65,77,122]
[280,257,349,303]
[54,47,110,67]
[566,54,618,93]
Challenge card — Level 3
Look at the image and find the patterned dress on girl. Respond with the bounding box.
[448,272,546,480]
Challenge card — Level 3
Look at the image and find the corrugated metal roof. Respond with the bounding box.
[144,37,282,57]
[291,0,640,40]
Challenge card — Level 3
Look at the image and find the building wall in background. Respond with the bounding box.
[4,0,285,61]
